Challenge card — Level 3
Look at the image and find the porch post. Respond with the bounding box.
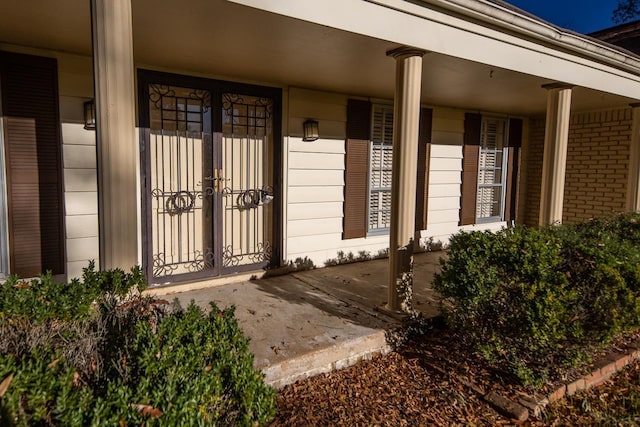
[539,83,573,225]
[382,46,426,319]
[90,0,138,270]
[626,103,640,212]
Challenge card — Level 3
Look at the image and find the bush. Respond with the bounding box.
[434,213,640,386]
[0,263,275,425]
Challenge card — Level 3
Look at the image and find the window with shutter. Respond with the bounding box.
[460,113,521,225]
[344,100,432,239]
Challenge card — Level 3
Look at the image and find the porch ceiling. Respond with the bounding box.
[0,0,634,115]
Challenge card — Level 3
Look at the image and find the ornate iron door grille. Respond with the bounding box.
[140,75,279,285]
[147,84,216,281]
[221,93,273,271]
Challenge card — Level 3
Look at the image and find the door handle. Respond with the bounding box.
[204,169,229,193]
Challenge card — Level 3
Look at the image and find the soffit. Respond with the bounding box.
[0,0,634,115]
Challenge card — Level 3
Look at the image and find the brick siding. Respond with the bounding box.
[523,108,631,225]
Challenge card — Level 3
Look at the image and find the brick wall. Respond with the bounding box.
[523,108,631,225]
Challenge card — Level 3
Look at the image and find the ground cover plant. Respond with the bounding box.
[434,212,640,386]
[0,262,275,426]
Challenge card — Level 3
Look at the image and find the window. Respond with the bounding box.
[476,117,508,222]
[368,105,394,232]
[344,99,432,240]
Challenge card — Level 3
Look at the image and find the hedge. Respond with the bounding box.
[433,213,640,386]
[0,262,275,425]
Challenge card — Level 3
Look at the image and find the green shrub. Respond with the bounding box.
[0,263,275,425]
[434,213,640,386]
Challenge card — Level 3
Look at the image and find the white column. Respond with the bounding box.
[382,46,426,319]
[627,103,640,212]
[539,83,573,225]
[91,0,138,270]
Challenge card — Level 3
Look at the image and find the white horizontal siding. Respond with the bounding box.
[284,88,399,266]
[63,145,97,168]
[289,169,344,186]
[66,237,99,263]
[288,218,343,237]
[426,111,464,239]
[430,196,459,210]
[60,97,99,279]
[289,151,344,170]
[288,186,343,203]
[430,170,462,185]
[429,158,461,171]
[66,215,99,239]
[429,183,460,198]
[289,138,345,153]
[64,169,97,191]
[427,209,460,224]
[287,233,389,267]
[288,202,343,220]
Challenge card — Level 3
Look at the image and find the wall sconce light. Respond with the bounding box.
[84,99,96,130]
[302,119,319,142]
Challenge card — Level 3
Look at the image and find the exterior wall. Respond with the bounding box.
[285,88,388,267]
[524,108,631,225]
[563,109,631,223]
[57,54,100,279]
[285,88,508,267]
[422,108,507,246]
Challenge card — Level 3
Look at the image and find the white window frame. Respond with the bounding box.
[475,117,509,223]
[367,104,394,234]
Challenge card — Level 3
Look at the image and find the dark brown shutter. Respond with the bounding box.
[415,108,433,231]
[343,100,372,239]
[505,118,523,223]
[460,113,481,226]
[0,52,64,277]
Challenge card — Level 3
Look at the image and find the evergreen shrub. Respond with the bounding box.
[434,213,640,385]
[0,263,275,426]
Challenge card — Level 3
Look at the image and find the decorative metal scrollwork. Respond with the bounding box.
[223,241,271,267]
[148,84,176,109]
[189,89,211,113]
[249,242,272,263]
[153,253,179,277]
[221,185,273,210]
[222,93,273,118]
[165,191,196,216]
[187,249,215,272]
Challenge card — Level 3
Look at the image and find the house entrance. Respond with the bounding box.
[138,71,281,285]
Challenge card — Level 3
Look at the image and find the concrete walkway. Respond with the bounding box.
[157,251,444,388]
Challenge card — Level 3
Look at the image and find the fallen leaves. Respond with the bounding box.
[0,374,13,397]
[129,403,163,418]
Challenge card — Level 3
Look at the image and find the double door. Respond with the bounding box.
[139,72,280,284]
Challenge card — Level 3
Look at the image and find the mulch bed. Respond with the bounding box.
[270,323,640,426]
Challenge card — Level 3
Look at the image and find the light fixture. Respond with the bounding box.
[84,99,96,130]
[302,119,319,142]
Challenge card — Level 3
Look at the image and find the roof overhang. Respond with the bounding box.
[228,0,640,100]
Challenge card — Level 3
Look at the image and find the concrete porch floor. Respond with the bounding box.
[159,251,444,388]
